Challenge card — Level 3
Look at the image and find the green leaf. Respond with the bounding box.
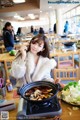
[63,81,78,90]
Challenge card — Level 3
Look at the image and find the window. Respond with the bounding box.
[63,5,80,34]
[71,9,76,17]
[76,6,80,15]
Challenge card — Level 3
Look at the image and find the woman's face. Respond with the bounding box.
[30,40,44,55]
[7,25,12,31]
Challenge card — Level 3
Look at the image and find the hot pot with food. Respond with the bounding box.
[18,81,62,104]
[17,81,62,120]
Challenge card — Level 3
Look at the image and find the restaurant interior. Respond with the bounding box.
[0,0,80,120]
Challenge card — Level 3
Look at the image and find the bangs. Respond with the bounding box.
[27,34,49,58]
[31,38,44,45]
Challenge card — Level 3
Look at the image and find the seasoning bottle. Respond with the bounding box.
[6,80,13,92]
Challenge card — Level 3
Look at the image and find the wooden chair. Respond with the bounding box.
[53,68,79,82]
[74,53,80,68]
[4,61,12,80]
[0,45,6,53]
[57,52,74,68]
[74,52,80,80]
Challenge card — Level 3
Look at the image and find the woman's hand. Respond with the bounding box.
[54,78,65,88]
[54,78,60,84]
[19,45,27,61]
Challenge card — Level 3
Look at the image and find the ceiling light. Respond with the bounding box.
[13,0,25,3]
[49,6,52,9]
[28,14,35,19]
[14,14,25,20]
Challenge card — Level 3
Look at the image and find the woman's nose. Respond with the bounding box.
[34,43,38,48]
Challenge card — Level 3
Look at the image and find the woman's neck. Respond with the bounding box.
[33,53,39,65]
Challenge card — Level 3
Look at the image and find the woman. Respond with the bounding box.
[64,21,69,33]
[39,27,44,34]
[3,22,14,52]
[10,34,58,88]
[16,27,22,36]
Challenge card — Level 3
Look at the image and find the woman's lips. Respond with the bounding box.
[32,48,37,51]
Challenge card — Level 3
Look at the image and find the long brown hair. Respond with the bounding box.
[27,34,50,58]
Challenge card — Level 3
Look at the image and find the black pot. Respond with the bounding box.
[63,42,74,47]
[19,81,62,104]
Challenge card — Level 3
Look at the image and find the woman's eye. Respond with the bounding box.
[39,45,42,47]
[32,42,35,44]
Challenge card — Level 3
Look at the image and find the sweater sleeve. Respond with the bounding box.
[49,59,57,69]
[10,56,26,79]
[45,58,57,70]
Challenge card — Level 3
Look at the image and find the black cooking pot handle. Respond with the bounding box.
[55,83,63,91]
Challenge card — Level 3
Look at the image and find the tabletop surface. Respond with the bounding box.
[0,42,29,48]
[0,53,15,61]
[0,48,80,61]
[50,49,80,57]
[1,90,79,120]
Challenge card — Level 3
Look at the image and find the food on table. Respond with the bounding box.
[61,80,80,105]
[9,50,16,56]
[25,86,54,101]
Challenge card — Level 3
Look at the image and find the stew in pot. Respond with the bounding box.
[25,86,54,101]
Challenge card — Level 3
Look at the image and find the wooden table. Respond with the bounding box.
[0,42,29,53]
[0,53,15,62]
[54,39,79,44]
[0,42,29,79]
[50,49,80,58]
[3,90,80,120]
[0,53,15,80]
